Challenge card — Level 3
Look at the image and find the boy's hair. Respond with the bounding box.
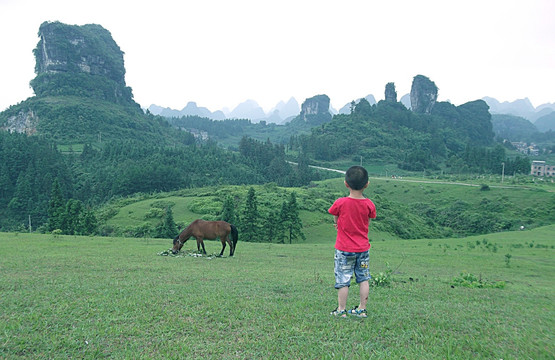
[345,166,368,190]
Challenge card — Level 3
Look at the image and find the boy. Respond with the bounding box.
[328,166,376,318]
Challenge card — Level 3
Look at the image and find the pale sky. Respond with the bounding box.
[1,0,554,113]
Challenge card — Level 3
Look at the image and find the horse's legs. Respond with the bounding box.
[195,237,204,254]
[219,235,234,257]
[197,237,206,254]
[219,237,226,257]
[226,235,234,256]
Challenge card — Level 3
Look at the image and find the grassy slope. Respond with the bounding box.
[101,176,555,240]
[0,226,553,359]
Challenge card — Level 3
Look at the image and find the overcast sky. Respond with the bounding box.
[1,0,554,113]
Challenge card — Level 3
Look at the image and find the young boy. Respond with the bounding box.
[328,166,377,318]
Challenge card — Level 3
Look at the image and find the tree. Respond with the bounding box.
[61,199,84,235]
[263,210,280,243]
[295,150,313,186]
[47,179,65,232]
[220,195,236,224]
[0,163,13,205]
[285,192,305,244]
[277,201,289,244]
[241,187,260,242]
[154,207,178,238]
[8,172,32,217]
[79,207,98,235]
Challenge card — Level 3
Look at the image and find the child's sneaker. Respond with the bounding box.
[347,306,367,318]
[330,308,347,318]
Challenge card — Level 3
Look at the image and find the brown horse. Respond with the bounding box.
[172,219,238,257]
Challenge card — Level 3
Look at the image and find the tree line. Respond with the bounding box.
[0,131,318,233]
[114,186,306,244]
[288,98,530,175]
[224,187,305,244]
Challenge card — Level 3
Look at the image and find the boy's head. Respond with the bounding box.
[345,166,368,190]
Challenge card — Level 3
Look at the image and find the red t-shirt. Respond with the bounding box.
[328,197,377,252]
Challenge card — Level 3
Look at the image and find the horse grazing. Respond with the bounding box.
[172,219,238,257]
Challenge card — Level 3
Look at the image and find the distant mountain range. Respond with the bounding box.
[148,97,303,125]
[482,97,555,123]
[147,94,408,124]
[148,95,555,132]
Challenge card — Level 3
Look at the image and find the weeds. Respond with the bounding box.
[371,267,392,287]
[505,253,512,267]
[450,272,506,289]
[371,255,407,287]
[467,238,500,252]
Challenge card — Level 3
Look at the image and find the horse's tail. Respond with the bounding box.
[230,224,238,249]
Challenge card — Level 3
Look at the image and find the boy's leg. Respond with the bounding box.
[334,249,355,311]
[337,286,349,311]
[353,251,370,310]
[358,280,369,310]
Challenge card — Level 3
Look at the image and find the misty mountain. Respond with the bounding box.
[482,96,555,123]
[228,100,266,121]
[149,97,301,124]
[400,94,411,109]
[337,94,377,114]
[534,112,555,132]
[148,93,555,131]
[181,102,226,120]
[268,97,301,123]
[490,114,539,141]
[148,102,226,120]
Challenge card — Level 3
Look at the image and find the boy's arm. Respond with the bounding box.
[333,215,339,229]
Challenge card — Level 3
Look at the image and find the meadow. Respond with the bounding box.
[98,175,555,240]
[1,225,553,359]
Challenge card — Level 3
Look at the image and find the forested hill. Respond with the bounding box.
[0,21,319,232]
[291,98,498,172]
[0,21,180,145]
[0,21,536,234]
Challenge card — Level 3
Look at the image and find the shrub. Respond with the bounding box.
[450,272,505,289]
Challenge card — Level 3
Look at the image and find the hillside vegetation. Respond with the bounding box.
[97,177,555,241]
[0,21,551,238]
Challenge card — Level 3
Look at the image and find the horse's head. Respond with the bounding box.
[171,235,185,254]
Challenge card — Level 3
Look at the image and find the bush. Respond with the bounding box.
[450,272,505,288]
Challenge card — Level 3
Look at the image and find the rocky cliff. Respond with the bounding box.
[2,109,38,135]
[299,94,331,125]
[30,21,133,104]
[0,21,167,143]
[410,75,438,114]
[385,82,397,103]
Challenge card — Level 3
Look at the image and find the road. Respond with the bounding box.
[288,162,552,191]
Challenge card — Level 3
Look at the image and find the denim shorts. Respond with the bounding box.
[334,249,371,289]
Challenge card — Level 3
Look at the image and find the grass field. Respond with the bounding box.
[99,175,555,240]
[1,225,553,359]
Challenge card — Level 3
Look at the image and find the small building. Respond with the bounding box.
[531,161,555,177]
[511,141,540,156]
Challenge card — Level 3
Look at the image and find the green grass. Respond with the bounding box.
[57,143,85,154]
[1,226,553,359]
[106,196,197,228]
[99,177,555,240]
